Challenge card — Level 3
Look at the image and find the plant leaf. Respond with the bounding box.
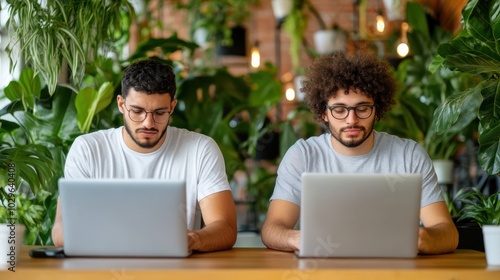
[437,36,500,75]
[463,0,500,48]
[75,82,114,133]
[406,1,430,41]
[433,86,483,133]
[477,122,500,174]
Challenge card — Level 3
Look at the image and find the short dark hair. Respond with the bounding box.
[121,59,176,99]
[302,51,397,122]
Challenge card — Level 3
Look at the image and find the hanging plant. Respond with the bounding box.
[5,0,135,94]
[283,6,308,72]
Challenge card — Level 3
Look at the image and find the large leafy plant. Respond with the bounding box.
[0,70,56,244]
[0,62,121,244]
[430,0,500,174]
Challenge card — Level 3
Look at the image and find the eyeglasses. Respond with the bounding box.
[326,104,375,120]
[123,103,171,124]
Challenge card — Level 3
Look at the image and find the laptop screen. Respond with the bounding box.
[298,173,422,258]
[59,178,191,257]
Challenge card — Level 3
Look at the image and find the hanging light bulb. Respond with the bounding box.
[285,86,296,101]
[396,41,409,57]
[250,41,260,69]
[283,82,296,101]
[376,13,385,33]
[396,22,409,57]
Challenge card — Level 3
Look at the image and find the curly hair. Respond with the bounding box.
[121,59,176,99]
[302,51,397,122]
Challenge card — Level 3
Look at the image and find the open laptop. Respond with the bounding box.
[58,178,191,257]
[297,173,422,258]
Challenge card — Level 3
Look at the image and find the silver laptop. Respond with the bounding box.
[58,178,191,257]
[297,173,422,258]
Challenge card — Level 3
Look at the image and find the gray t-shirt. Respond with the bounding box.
[271,131,443,208]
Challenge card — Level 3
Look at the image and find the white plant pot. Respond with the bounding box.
[0,224,25,270]
[313,30,347,55]
[294,75,305,102]
[271,0,292,20]
[382,0,407,21]
[432,159,454,185]
[193,28,209,48]
[483,225,500,266]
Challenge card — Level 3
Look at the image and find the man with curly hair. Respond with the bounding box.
[52,59,237,252]
[261,52,458,255]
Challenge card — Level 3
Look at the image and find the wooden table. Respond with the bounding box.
[1,246,500,279]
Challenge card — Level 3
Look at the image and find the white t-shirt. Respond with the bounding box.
[271,131,443,208]
[64,126,230,230]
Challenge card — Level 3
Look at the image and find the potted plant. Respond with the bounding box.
[271,0,293,21]
[423,124,463,185]
[305,0,347,55]
[313,24,348,55]
[430,0,500,175]
[382,0,407,21]
[458,188,500,265]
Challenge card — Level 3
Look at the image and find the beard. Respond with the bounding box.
[123,121,168,149]
[329,119,375,148]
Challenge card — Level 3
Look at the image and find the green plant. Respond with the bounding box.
[0,92,56,244]
[430,0,500,174]
[458,188,500,226]
[0,61,123,244]
[5,0,135,94]
[282,0,308,71]
[0,188,55,244]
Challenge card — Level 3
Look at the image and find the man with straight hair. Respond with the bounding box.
[52,59,237,252]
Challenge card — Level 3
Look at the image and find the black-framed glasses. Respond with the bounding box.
[326,104,375,120]
[123,103,171,124]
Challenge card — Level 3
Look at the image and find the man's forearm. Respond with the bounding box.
[261,222,300,252]
[189,220,236,252]
[418,222,459,254]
